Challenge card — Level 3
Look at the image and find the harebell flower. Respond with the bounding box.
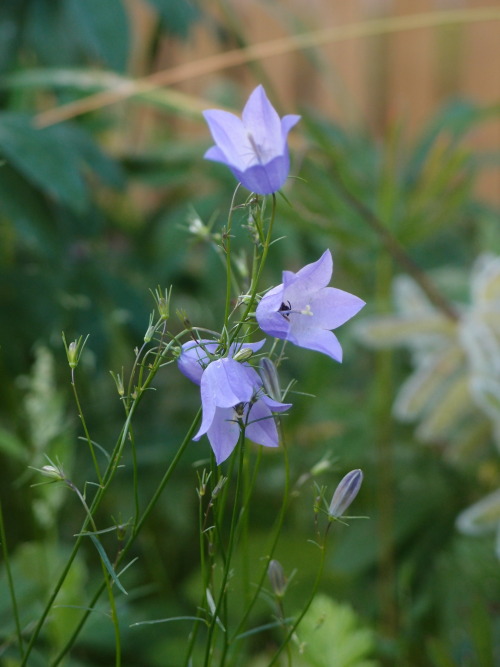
[203,85,301,195]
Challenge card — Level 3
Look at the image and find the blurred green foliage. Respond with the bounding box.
[1,1,500,665]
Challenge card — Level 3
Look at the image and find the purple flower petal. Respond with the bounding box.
[178,339,220,385]
[256,249,365,361]
[195,358,258,439]
[230,154,291,195]
[245,400,280,449]
[203,85,300,195]
[205,406,241,464]
[178,339,265,385]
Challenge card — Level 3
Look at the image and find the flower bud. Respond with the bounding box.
[40,465,65,481]
[151,285,172,321]
[233,347,253,363]
[259,357,281,402]
[144,313,155,343]
[62,332,89,369]
[328,469,363,519]
[268,559,287,598]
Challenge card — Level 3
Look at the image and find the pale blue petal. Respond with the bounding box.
[178,339,219,385]
[195,359,258,438]
[260,395,292,412]
[242,85,282,153]
[288,326,343,361]
[231,153,290,195]
[255,284,290,339]
[280,114,301,146]
[308,287,365,329]
[203,109,253,168]
[283,250,332,303]
[206,407,241,464]
[245,400,280,448]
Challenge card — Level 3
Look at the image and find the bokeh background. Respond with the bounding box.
[1,1,500,665]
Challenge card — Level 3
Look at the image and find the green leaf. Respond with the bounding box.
[145,0,201,38]
[0,113,88,212]
[0,427,26,462]
[67,0,130,72]
[293,594,376,667]
[88,533,128,595]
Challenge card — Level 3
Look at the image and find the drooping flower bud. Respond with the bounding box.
[328,469,363,519]
[259,357,282,402]
[268,559,287,598]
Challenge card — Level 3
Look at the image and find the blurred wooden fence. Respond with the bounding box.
[131,0,500,203]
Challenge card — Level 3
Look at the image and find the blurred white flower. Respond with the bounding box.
[355,255,500,458]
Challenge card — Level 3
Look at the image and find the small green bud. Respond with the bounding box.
[40,465,65,481]
[233,347,253,363]
[110,370,125,396]
[62,332,89,370]
[144,313,155,343]
[151,285,172,321]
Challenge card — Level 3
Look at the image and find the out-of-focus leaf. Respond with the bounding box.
[0,427,26,462]
[145,0,201,38]
[0,0,22,73]
[0,113,88,212]
[406,100,487,181]
[23,0,81,67]
[0,165,55,257]
[0,113,124,211]
[292,594,376,667]
[53,123,125,190]
[3,69,207,120]
[67,0,130,72]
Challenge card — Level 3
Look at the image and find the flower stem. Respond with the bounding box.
[268,529,329,666]
[0,504,24,660]
[49,408,201,667]
[70,373,102,484]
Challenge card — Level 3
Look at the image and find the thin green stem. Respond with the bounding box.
[23,352,163,666]
[204,432,246,667]
[229,424,290,645]
[268,529,329,666]
[0,503,24,660]
[223,185,242,328]
[50,407,201,667]
[70,375,102,484]
[230,194,277,344]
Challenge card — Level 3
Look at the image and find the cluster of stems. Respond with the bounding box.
[8,190,338,667]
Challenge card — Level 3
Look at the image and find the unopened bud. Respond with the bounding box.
[40,465,65,481]
[151,285,172,321]
[259,358,281,401]
[328,469,363,519]
[144,313,155,343]
[233,347,253,363]
[110,370,125,397]
[268,559,287,598]
[62,332,89,370]
[211,475,227,499]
